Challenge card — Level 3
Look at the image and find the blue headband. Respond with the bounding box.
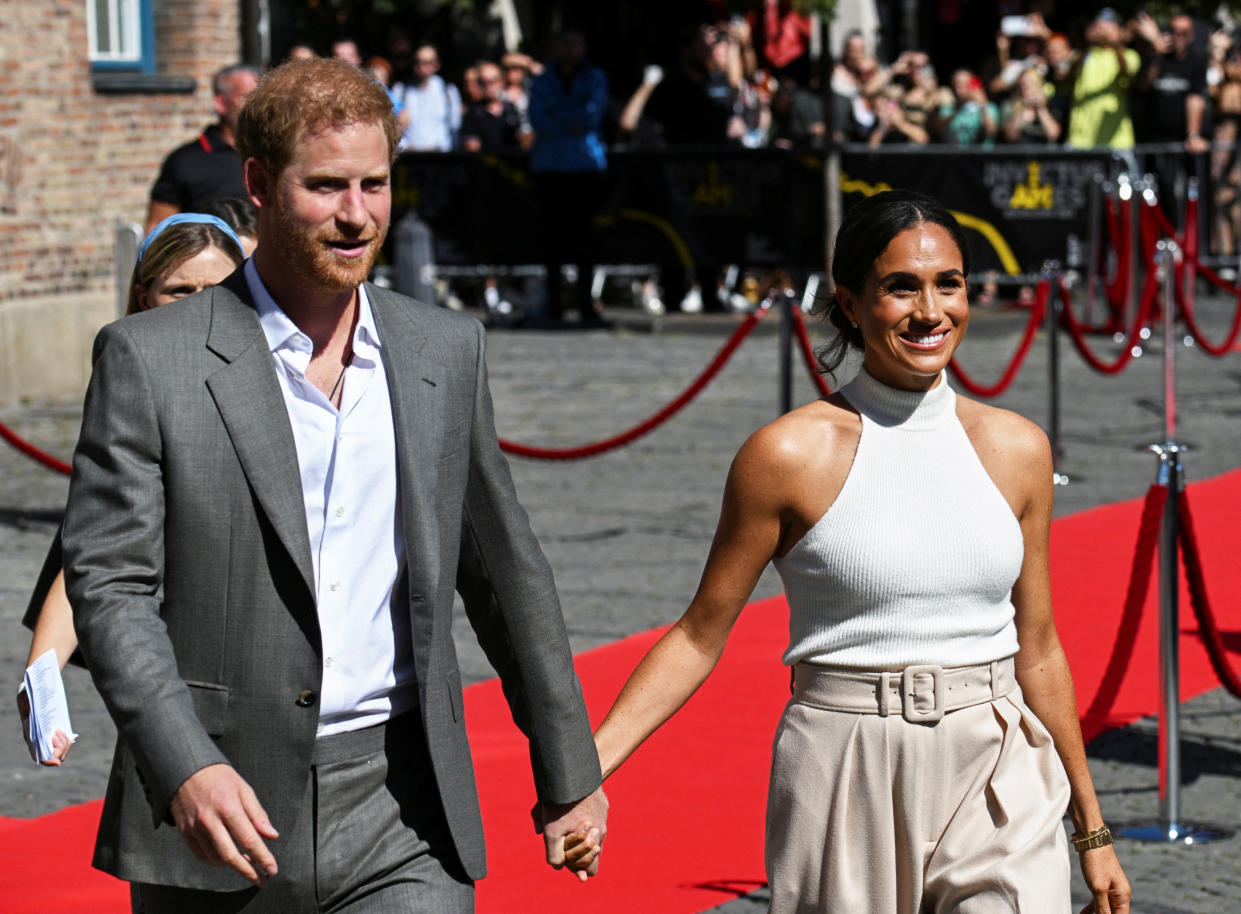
[137,213,246,266]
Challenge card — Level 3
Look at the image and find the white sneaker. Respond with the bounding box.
[680,285,703,313]
[639,280,665,315]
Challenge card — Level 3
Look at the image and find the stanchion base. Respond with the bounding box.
[1115,822,1234,844]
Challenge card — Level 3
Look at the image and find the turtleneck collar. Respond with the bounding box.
[839,368,955,430]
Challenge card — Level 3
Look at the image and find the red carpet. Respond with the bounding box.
[3,471,1239,913]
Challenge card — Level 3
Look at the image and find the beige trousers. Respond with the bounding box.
[765,663,1071,913]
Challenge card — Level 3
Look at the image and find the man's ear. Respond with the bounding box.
[244,158,270,209]
[213,92,228,120]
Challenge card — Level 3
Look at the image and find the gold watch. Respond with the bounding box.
[1070,825,1114,853]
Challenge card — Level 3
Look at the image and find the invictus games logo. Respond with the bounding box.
[1010,162,1053,210]
[983,159,1103,220]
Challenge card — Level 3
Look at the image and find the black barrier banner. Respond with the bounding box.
[388,147,1115,279]
[840,147,1113,275]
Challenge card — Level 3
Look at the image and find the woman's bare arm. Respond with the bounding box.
[20,569,79,765]
[26,570,79,670]
[976,407,1131,914]
[593,427,788,777]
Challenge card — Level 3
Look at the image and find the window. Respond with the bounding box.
[87,0,154,72]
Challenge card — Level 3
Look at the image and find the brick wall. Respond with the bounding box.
[0,0,241,404]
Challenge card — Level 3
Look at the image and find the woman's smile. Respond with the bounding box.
[899,330,949,349]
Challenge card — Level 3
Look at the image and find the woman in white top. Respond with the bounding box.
[567,191,1130,913]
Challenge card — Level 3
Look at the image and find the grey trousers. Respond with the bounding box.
[134,713,474,913]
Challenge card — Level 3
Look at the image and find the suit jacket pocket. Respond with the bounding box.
[446,669,465,723]
[185,681,230,737]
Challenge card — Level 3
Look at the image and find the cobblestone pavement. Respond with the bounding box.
[2,295,1240,910]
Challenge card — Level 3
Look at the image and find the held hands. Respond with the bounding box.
[1078,844,1131,914]
[169,763,279,885]
[533,786,608,882]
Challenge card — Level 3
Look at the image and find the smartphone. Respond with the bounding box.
[1000,15,1032,37]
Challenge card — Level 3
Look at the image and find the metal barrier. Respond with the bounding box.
[114,220,142,319]
[387,143,1241,317]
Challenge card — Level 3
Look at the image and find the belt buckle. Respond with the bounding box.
[901,664,945,724]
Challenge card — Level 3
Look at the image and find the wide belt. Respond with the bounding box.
[792,657,1016,725]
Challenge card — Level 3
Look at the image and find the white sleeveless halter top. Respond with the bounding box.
[773,369,1024,669]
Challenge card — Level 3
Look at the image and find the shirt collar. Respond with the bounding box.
[244,258,382,357]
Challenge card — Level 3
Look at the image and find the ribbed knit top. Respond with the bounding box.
[774,369,1023,668]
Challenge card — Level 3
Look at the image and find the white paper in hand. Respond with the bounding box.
[22,649,77,764]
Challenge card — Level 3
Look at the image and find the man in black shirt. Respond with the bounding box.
[644,25,741,146]
[459,61,527,153]
[1138,13,1209,150]
[146,65,259,231]
[1133,11,1209,214]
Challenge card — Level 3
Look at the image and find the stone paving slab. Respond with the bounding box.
[2,296,1240,910]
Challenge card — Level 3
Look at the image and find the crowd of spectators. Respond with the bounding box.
[264,8,1241,315]
[299,8,1239,160]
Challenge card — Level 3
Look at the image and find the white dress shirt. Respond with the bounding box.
[245,260,417,736]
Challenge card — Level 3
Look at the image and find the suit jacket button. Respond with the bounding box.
[295,690,317,708]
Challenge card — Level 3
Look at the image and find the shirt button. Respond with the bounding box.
[329,581,340,592]
[335,506,345,518]
[325,657,334,668]
[295,690,317,708]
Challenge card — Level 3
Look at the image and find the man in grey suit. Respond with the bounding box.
[61,57,606,912]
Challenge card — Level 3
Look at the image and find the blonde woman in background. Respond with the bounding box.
[17,214,245,764]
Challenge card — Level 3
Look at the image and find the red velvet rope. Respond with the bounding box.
[1080,484,1169,732]
[1173,265,1241,355]
[6,311,770,469]
[498,305,770,460]
[1177,489,1241,699]
[1058,258,1156,375]
[790,306,832,398]
[0,418,72,475]
[1147,199,1241,356]
[948,282,1048,397]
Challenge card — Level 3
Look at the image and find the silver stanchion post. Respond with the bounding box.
[1044,261,1068,486]
[1114,174,1135,346]
[1117,239,1232,844]
[778,287,794,415]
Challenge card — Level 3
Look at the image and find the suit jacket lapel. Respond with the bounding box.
[369,286,444,665]
[204,271,316,598]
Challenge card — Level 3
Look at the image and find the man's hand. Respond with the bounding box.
[169,763,279,885]
[533,786,608,882]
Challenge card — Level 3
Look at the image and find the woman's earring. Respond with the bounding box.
[850,320,858,328]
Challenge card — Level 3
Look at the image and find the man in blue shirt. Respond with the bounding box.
[528,30,610,327]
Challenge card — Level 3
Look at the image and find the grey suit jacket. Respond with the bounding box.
[61,270,601,890]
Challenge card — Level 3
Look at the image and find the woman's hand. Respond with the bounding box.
[1078,844,1131,914]
[16,687,73,766]
[562,824,602,879]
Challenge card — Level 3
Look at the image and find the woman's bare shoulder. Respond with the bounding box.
[955,394,1051,469]
[732,394,861,486]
